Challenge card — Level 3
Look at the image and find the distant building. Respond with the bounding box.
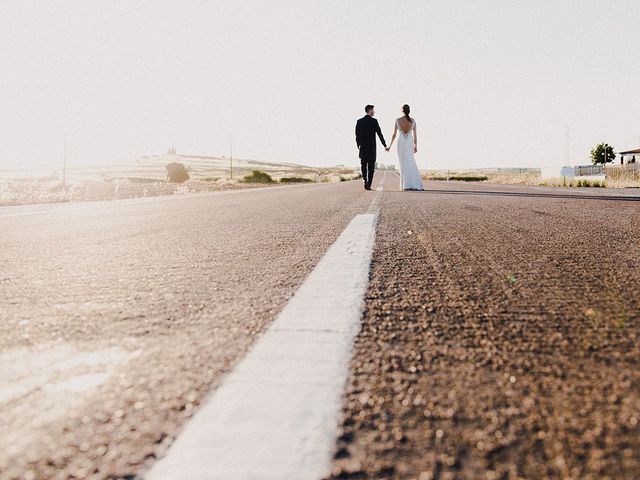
[167,146,177,155]
[619,148,639,165]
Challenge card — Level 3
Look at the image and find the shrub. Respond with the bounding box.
[166,162,190,183]
[280,177,313,183]
[453,176,487,182]
[575,179,605,188]
[428,175,488,182]
[243,170,274,183]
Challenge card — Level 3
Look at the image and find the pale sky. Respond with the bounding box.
[1,0,639,173]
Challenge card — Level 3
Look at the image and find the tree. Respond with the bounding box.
[165,162,190,183]
[590,143,616,165]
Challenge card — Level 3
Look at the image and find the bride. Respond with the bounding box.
[385,104,424,191]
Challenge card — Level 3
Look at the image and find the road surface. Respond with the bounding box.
[1,173,639,479]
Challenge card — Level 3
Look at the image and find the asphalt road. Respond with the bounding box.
[330,179,640,480]
[1,181,376,479]
[1,174,639,479]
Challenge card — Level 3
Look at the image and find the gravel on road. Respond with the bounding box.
[0,182,373,480]
[330,181,640,480]
[4,176,639,480]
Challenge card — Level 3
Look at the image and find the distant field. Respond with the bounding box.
[0,153,360,206]
[423,168,639,189]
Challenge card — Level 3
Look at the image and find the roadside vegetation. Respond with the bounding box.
[165,162,190,183]
[1,153,363,206]
[569,178,604,188]
[280,177,313,183]
[242,170,275,183]
[422,169,640,189]
[427,175,488,182]
[535,177,606,188]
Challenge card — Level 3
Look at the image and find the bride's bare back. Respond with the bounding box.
[398,116,414,134]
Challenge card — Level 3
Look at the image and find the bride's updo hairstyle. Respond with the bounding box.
[402,104,411,122]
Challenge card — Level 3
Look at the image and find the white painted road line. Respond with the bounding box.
[145,213,378,480]
[366,172,385,213]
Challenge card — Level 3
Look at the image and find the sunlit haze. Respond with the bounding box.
[2,0,639,173]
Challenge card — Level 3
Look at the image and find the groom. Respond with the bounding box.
[355,104,387,190]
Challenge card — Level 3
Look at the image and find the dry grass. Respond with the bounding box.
[423,170,541,186]
[540,177,605,188]
[484,173,545,185]
[604,172,640,189]
[422,169,640,189]
[533,176,638,189]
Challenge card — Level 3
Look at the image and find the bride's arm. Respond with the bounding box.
[386,123,398,151]
[413,123,418,153]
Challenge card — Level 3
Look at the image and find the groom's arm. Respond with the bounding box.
[375,119,387,148]
[355,121,361,148]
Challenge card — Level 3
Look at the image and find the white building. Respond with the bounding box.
[619,148,640,165]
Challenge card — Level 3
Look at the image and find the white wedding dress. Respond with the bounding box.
[396,118,424,191]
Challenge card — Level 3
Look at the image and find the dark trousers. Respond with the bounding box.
[361,158,375,187]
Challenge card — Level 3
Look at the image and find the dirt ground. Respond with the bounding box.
[0,156,360,206]
[0,178,289,207]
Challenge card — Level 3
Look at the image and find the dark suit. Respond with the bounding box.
[355,115,386,187]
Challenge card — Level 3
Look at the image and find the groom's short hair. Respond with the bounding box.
[365,105,374,113]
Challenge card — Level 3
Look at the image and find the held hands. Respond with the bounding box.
[385,147,390,152]
[414,146,418,154]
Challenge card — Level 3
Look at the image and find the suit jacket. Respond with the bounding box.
[355,115,386,162]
